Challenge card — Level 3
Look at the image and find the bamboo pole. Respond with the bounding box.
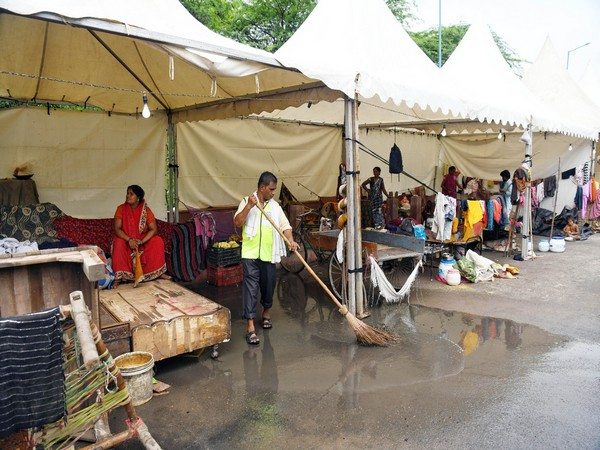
[62,294,162,449]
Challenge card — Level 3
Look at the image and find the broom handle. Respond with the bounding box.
[254,201,346,312]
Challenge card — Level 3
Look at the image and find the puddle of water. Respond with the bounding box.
[135,268,598,449]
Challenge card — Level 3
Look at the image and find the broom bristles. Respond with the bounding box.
[344,311,398,346]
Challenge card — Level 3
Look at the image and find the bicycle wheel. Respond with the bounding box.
[280,231,307,273]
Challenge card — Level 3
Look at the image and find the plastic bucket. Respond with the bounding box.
[438,253,456,281]
[538,239,550,252]
[114,351,154,406]
[549,237,565,253]
[446,269,461,286]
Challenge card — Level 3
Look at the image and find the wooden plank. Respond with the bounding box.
[0,247,106,282]
[80,249,105,281]
[374,244,421,262]
[100,279,231,361]
[362,230,425,254]
[131,308,231,362]
[0,256,97,324]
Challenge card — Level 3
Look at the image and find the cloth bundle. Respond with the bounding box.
[0,237,38,255]
[0,307,65,437]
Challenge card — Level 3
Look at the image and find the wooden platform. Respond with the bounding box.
[0,247,104,323]
[100,279,231,361]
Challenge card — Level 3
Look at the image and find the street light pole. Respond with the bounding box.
[566,42,590,69]
[438,0,442,67]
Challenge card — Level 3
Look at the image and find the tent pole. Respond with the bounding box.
[549,158,560,239]
[521,122,532,260]
[344,97,357,314]
[167,113,179,223]
[352,94,365,318]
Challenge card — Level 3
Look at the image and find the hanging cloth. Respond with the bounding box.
[389,144,403,174]
[369,256,422,304]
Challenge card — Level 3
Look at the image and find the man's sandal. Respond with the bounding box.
[245,331,260,345]
[262,317,272,329]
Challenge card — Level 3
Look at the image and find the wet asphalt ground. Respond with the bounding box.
[110,234,600,449]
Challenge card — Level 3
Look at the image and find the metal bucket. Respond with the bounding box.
[114,351,154,406]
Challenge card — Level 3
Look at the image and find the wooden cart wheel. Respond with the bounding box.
[329,253,371,305]
[328,252,345,301]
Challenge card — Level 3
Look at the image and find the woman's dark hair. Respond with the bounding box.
[500,170,511,179]
[374,166,381,173]
[258,171,277,188]
[128,184,145,200]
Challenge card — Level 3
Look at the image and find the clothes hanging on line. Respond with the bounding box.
[561,168,576,180]
[544,175,557,197]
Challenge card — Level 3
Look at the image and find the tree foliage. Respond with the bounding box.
[180,0,521,74]
[409,24,522,74]
[180,0,415,52]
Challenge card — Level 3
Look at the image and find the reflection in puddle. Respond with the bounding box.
[273,272,564,402]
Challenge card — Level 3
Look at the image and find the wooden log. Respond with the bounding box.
[69,291,100,370]
[80,249,106,282]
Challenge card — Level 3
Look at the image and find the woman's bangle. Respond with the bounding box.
[127,238,132,243]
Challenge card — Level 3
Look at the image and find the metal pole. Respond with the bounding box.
[344,97,357,314]
[167,113,179,223]
[521,123,532,260]
[353,95,365,318]
[566,42,590,69]
[438,0,442,67]
[549,158,560,239]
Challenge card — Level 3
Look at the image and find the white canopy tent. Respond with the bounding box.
[0,0,322,218]
[523,37,600,138]
[441,22,573,136]
[437,22,595,183]
[0,0,315,115]
[578,62,600,111]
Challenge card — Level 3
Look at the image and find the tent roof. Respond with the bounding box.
[441,22,574,135]
[522,37,600,139]
[577,62,600,112]
[0,0,315,116]
[274,0,467,118]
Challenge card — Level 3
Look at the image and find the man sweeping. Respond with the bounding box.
[234,172,299,345]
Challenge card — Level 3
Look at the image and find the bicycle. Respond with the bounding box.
[280,208,335,273]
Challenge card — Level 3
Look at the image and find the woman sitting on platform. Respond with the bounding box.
[112,185,168,288]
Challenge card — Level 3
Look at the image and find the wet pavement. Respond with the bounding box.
[111,234,600,449]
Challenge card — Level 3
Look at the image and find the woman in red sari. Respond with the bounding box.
[112,185,167,287]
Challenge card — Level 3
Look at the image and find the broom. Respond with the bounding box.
[254,200,397,346]
[133,249,145,288]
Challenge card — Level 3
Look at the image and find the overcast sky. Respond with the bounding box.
[408,0,600,82]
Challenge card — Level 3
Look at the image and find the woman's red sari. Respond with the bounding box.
[112,200,166,282]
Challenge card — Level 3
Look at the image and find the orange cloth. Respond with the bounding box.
[112,200,166,282]
[493,198,502,224]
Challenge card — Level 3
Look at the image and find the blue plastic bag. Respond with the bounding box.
[413,224,426,240]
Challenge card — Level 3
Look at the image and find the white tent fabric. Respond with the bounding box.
[578,62,600,111]
[177,119,341,208]
[440,133,590,181]
[522,37,600,139]
[0,107,168,219]
[0,0,314,116]
[274,0,467,119]
[441,23,570,135]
